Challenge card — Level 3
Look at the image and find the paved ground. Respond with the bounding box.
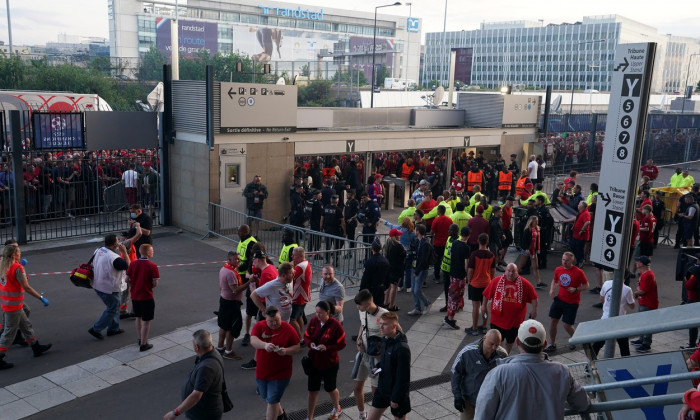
[0,192,694,420]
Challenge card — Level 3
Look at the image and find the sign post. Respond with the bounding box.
[589,42,656,359]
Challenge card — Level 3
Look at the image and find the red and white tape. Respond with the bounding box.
[28,261,226,277]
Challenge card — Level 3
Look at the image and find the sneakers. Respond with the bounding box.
[443,318,459,330]
[568,344,576,351]
[536,282,548,289]
[439,306,447,312]
[630,339,643,345]
[0,357,13,370]
[636,344,652,353]
[422,304,432,315]
[406,288,412,293]
[223,350,242,360]
[465,328,479,336]
[241,359,257,370]
[241,333,251,346]
[589,287,602,294]
[88,328,104,340]
[543,344,557,353]
[478,326,488,334]
[407,309,421,316]
[107,329,125,336]
[31,341,52,357]
[592,302,603,308]
[140,343,154,352]
[119,312,135,319]
[359,410,368,420]
[328,408,342,420]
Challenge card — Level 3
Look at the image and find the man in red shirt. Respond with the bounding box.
[431,205,453,283]
[638,205,656,258]
[250,306,301,420]
[481,263,539,354]
[467,205,490,254]
[635,190,652,220]
[290,247,311,340]
[126,244,160,352]
[543,252,589,353]
[564,202,590,268]
[632,256,658,353]
[418,191,437,231]
[499,197,514,269]
[640,159,659,181]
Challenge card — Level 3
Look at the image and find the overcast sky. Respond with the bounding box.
[0,0,698,45]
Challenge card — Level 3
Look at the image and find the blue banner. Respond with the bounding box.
[32,112,84,149]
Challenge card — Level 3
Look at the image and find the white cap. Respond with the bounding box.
[518,319,546,348]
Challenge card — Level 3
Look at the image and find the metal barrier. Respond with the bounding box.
[207,202,371,288]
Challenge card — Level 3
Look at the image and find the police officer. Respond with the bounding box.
[307,189,323,254]
[321,195,346,263]
[359,191,381,256]
[344,189,360,250]
[289,184,306,243]
[279,229,298,266]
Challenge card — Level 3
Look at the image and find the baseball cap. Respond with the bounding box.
[374,174,383,179]
[518,319,547,348]
[525,181,533,187]
[635,256,651,266]
[419,179,429,186]
[265,305,279,316]
[253,250,267,260]
[476,205,484,214]
[389,228,403,237]
[371,239,382,252]
[454,171,463,177]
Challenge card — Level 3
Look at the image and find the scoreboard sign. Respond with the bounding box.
[590,43,656,269]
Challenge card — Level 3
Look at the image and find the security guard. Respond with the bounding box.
[466,162,483,193]
[321,195,346,261]
[236,224,257,279]
[439,224,460,312]
[344,189,360,245]
[358,191,381,251]
[279,229,298,266]
[497,164,513,202]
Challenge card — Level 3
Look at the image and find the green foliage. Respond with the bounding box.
[297,80,339,107]
[375,65,389,87]
[0,53,23,89]
[138,47,167,81]
[334,68,366,86]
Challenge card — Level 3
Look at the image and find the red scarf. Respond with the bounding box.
[492,275,523,314]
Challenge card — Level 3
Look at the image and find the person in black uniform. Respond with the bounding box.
[651,190,666,248]
[321,195,346,264]
[344,190,359,248]
[359,192,381,258]
[321,180,336,207]
[307,190,323,255]
[360,240,390,307]
[507,154,519,196]
[536,195,555,269]
[675,188,695,249]
[129,204,152,258]
[289,184,306,243]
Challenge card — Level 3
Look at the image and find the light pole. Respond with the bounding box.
[441,0,448,86]
[5,0,13,57]
[371,1,402,108]
[569,39,605,115]
[404,2,412,92]
[679,53,700,161]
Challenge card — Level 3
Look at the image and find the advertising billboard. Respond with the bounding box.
[32,112,85,149]
[453,47,473,85]
[156,18,219,59]
[348,37,395,85]
[232,27,339,63]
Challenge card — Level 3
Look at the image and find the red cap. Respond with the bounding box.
[476,205,484,213]
[389,228,403,237]
[454,171,463,177]
[374,174,383,179]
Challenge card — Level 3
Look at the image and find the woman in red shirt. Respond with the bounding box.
[303,300,347,420]
[519,216,542,287]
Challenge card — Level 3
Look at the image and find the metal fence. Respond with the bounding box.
[207,202,372,289]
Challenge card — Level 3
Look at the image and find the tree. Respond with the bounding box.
[696,80,700,93]
[0,53,24,89]
[300,64,310,77]
[138,47,167,81]
[297,80,338,107]
[375,65,389,87]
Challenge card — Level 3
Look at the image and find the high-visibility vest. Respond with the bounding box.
[0,262,25,312]
[401,163,414,179]
[515,176,528,197]
[466,171,483,191]
[279,243,297,266]
[440,237,455,272]
[236,236,257,276]
[498,171,513,191]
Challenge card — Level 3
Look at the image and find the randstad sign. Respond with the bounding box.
[258,5,324,21]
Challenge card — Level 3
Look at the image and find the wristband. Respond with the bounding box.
[174,408,181,417]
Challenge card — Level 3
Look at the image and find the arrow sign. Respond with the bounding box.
[600,193,612,207]
[614,57,629,72]
[240,148,245,154]
[228,87,235,99]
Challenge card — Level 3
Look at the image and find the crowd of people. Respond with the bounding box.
[0,148,160,225]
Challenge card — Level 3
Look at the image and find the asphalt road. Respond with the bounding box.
[6,229,685,420]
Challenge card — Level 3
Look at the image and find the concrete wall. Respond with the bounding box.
[244,142,295,223]
[170,139,211,235]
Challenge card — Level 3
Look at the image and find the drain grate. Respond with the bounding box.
[286,373,452,420]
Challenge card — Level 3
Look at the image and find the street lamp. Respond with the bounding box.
[371,1,402,108]
[679,53,700,161]
[569,39,605,115]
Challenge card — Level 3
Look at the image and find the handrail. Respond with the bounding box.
[582,370,700,393]
[565,393,685,416]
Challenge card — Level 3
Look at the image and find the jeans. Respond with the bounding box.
[571,238,586,266]
[402,255,414,289]
[412,270,430,311]
[93,290,121,333]
[639,304,653,345]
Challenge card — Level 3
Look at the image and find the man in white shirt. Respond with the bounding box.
[121,163,139,205]
[590,279,636,358]
[251,262,294,323]
[526,155,538,180]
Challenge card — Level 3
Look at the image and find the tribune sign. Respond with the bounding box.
[590,43,656,269]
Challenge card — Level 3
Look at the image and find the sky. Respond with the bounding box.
[0,0,698,46]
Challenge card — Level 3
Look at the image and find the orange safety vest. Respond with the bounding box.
[401,163,414,179]
[466,170,483,191]
[498,171,513,191]
[515,176,528,197]
[322,167,335,181]
[0,262,25,312]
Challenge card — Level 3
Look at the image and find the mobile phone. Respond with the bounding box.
[371,368,382,375]
[273,345,281,352]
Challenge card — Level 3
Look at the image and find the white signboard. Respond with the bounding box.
[590,43,655,269]
[220,82,297,134]
[595,352,691,419]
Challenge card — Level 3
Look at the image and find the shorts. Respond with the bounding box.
[372,392,411,417]
[307,362,339,392]
[290,303,306,320]
[491,323,518,344]
[354,352,380,387]
[248,208,263,219]
[132,299,155,321]
[217,297,243,338]
[467,285,485,302]
[256,378,290,404]
[548,297,579,326]
[246,294,259,317]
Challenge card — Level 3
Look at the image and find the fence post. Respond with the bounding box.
[9,111,27,244]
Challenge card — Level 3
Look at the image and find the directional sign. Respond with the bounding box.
[346,140,355,153]
[590,43,656,269]
[407,17,420,33]
[220,82,297,134]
